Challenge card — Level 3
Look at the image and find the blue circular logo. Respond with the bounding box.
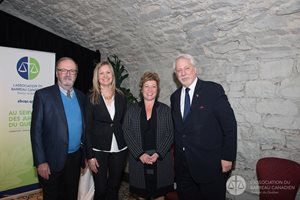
[16,57,40,80]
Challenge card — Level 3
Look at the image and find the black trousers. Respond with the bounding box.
[92,149,128,200]
[38,150,81,200]
[175,153,228,200]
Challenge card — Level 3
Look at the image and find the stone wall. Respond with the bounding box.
[113,1,300,198]
[1,0,299,198]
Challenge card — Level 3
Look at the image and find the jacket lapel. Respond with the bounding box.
[53,85,68,124]
[98,95,113,121]
[190,79,203,113]
[113,92,121,122]
[182,78,203,124]
[48,85,69,137]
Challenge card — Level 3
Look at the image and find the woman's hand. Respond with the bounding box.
[149,153,159,163]
[139,153,153,165]
[88,158,99,173]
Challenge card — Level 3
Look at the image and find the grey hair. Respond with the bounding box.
[173,54,196,70]
[56,57,78,70]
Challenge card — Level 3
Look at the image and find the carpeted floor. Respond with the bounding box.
[119,181,137,200]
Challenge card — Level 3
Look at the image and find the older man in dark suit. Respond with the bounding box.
[170,54,237,200]
[30,57,85,200]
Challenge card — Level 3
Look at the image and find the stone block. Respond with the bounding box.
[260,59,293,79]
[256,99,298,116]
[245,81,276,98]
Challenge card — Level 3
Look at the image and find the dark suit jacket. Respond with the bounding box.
[30,84,86,172]
[170,78,237,183]
[85,91,127,159]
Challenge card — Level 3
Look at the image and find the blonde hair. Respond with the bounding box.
[89,61,116,104]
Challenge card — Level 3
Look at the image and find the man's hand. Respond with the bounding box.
[37,163,51,180]
[221,160,232,173]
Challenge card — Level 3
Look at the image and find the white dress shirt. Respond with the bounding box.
[180,78,198,118]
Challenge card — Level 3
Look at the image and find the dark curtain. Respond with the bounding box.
[0,10,100,93]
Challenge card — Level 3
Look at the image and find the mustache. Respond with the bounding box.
[63,76,73,80]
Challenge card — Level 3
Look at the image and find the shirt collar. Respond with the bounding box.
[182,77,197,93]
[58,85,74,98]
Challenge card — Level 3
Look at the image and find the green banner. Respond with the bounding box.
[0,46,55,192]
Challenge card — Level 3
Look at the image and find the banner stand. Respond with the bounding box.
[0,46,55,197]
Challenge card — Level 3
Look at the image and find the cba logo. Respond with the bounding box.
[226,175,246,195]
[17,56,40,80]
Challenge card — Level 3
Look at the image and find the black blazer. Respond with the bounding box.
[170,78,237,182]
[30,84,86,172]
[85,91,127,159]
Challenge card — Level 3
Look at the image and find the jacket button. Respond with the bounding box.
[182,134,186,138]
[110,123,113,127]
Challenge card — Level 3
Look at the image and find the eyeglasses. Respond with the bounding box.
[57,68,78,75]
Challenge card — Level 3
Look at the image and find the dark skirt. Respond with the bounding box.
[130,163,173,198]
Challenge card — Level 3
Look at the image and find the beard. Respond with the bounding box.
[60,76,75,87]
